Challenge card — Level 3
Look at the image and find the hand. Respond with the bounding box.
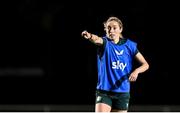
[81,30,92,39]
[129,70,139,82]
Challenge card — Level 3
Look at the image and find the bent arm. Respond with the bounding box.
[81,30,103,46]
[134,52,149,73]
[129,52,149,82]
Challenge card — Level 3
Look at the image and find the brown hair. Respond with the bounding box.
[104,16,123,29]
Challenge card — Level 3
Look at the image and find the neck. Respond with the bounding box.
[112,38,119,44]
[112,34,123,44]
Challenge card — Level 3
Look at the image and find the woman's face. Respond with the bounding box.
[105,21,122,40]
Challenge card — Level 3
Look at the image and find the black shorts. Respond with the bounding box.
[95,90,130,110]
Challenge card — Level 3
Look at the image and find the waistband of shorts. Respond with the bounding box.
[96,89,129,95]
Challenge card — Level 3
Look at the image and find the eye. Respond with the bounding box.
[107,26,111,30]
[113,26,118,30]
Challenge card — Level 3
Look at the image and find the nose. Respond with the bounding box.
[109,28,114,33]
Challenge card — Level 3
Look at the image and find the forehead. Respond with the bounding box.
[106,21,119,27]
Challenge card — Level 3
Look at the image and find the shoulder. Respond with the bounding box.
[102,36,108,41]
[102,36,109,45]
[125,38,139,55]
[126,38,137,44]
[125,38,138,50]
[125,38,137,46]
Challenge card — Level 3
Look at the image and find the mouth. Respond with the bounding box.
[109,33,115,36]
[109,34,116,38]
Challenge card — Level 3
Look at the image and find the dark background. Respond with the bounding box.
[0,0,179,109]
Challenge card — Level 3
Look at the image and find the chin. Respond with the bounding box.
[110,36,116,40]
[107,37,113,40]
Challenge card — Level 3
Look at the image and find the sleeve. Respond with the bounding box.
[135,48,139,55]
[129,40,138,57]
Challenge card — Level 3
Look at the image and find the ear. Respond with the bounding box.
[119,27,123,33]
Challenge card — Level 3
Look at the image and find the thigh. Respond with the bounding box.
[112,93,130,111]
[96,103,111,112]
[95,91,112,112]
